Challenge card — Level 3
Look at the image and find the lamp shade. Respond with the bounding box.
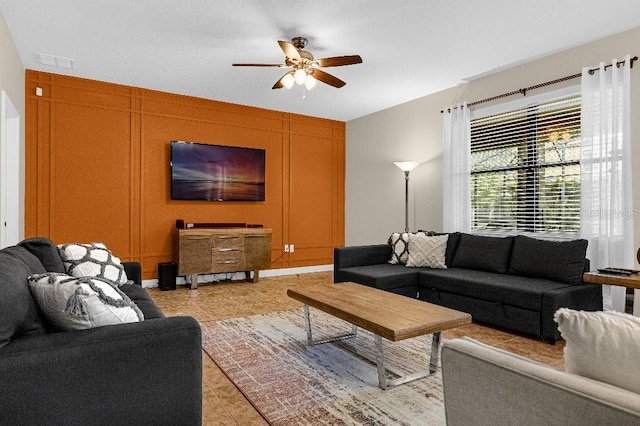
[304,74,317,90]
[293,69,307,85]
[394,161,420,172]
[281,73,295,89]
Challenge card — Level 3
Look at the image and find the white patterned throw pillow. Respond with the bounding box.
[28,273,143,331]
[388,232,410,265]
[406,234,448,268]
[58,242,129,285]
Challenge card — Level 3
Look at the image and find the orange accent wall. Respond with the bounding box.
[25,70,345,279]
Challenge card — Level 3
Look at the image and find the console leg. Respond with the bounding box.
[189,273,198,290]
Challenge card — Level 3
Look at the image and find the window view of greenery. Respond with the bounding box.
[470,95,581,236]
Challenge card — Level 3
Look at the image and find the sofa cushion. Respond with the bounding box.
[418,268,571,311]
[58,242,130,285]
[18,237,66,273]
[509,236,587,285]
[444,232,461,267]
[0,246,48,347]
[336,264,419,293]
[28,273,144,331]
[406,234,448,268]
[451,234,514,274]
[555,308,640,394]
[388,232,410,265]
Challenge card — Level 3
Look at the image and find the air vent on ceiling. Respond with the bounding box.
[36,52,75,70]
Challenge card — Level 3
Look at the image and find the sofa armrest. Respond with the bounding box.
[123,261,142,285]
[0,316,202,425]
[541,282,603,341]
[334,244,391,282]
[442,337,640,426]
[334,244,391,269]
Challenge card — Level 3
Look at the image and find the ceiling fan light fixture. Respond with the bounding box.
[233,37,362,91]
[293,68,307,85]
[304,74,317,90]
[281,73,295,89]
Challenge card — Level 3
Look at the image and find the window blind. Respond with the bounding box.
[470,93,581,238]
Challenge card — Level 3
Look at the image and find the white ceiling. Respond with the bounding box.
[2,0,640,121]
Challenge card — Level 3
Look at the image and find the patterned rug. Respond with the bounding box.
[201,309,446,425]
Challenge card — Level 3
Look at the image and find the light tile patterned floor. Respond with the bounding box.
[147,271,565,425]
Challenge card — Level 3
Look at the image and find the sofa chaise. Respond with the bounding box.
[334,232,603,342]
[0,237,202,425]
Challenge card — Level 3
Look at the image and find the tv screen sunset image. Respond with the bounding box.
[171,141,265,201]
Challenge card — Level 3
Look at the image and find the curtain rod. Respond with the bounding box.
[440,56,637,113]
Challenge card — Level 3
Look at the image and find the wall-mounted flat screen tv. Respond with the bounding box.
[170,141,265,201]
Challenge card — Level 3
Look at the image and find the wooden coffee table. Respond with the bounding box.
[287,282,472,389]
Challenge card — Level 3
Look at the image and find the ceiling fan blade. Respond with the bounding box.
[232,63,285,67]
[272,73,288,89]
[278,40,301,60]
[316,55,363,68]
[311,69,346,88]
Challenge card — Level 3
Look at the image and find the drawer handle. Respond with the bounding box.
[246,235,267,238]
[218,236,240,240]
[217,248,240,252]
[186,236,211,240]
[217,260,239,264]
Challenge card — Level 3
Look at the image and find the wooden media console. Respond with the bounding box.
[174,227,272,289]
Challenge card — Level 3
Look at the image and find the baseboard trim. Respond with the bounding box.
[142,264,333,288]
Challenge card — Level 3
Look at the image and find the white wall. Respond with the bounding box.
[346,26,640,266]
[0,9,25,240]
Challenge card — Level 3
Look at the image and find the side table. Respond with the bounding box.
[583,272,640,315]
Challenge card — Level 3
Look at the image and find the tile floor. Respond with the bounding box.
[147,271,565,425]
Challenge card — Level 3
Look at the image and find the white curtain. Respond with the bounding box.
[442,103,471,233]
[580,54,634,312]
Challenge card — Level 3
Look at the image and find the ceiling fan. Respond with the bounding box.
[232,37,362,91]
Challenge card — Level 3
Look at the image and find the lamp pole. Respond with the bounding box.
[394,162,420,233]
[403,170,410,233]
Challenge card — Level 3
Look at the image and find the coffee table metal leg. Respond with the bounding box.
[301,306,443,390]
[375,332,442,390]
[303,305,358,346]
[303,304,313,344]
[374,335,388,389]
[429,331,442,374]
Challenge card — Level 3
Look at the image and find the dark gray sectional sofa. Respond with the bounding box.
[0,237,202,425]
[334,232,603,343]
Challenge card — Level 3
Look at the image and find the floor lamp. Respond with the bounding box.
[394,161,420,233]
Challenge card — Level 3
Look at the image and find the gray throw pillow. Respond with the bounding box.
[451,233,514,274]
[28,273,144,331]
[509,235,587,285]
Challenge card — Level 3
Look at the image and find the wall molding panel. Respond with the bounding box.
[25,71,345,279]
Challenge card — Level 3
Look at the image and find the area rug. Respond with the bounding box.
[201,309,446,425]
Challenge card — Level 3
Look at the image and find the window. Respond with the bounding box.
[470,92,581,237]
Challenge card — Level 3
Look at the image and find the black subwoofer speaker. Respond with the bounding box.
[158,262,177,291]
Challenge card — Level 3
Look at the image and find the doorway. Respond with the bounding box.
[1,91,20,248]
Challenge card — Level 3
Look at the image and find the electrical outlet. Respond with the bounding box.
[284,244,289,253]
[290,244,295,253]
